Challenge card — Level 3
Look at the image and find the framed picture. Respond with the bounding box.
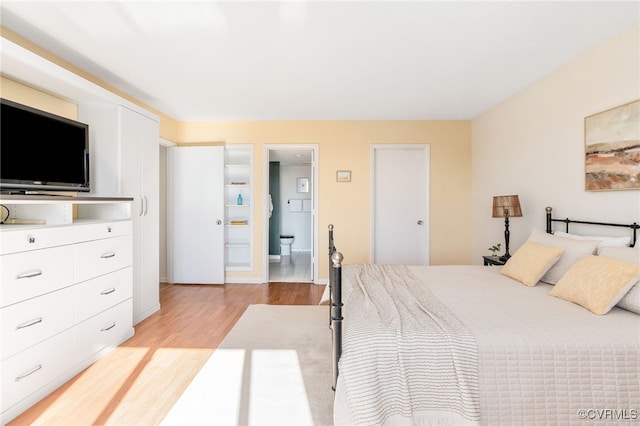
[296,177,309,193]
[585,99,640,191]
[336,170,351,182]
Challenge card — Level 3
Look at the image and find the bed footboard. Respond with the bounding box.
[329,224,336,326]
[328,224,343,391]
[330,250,343,391]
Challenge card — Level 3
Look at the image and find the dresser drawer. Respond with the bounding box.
[0,226,75,255]
[1,286,74,360]
[74,267,133,323]
[73,220,132,243]
[1,328,74,413]
[74,235,133,283]
[75,299,133,365]
[0,245,74,308]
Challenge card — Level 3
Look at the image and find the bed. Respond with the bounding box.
[328,208,640,425]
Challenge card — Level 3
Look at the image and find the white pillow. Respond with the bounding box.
[599,246,640,263]
[527,228,599,284]
[553,230,631,253]
[599,246,640,314]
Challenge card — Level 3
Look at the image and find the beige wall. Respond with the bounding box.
[1,78,473,284]
[0,74,472,280]
[471,23,640,262]
[1,76,77,119]
[177,120,472,280]
[2,29,472,282]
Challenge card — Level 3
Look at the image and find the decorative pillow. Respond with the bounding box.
[527,228,599,284]
[598,246,640,314]
[553,231,631,253]
[549,255,640,315]
[500,241,564,286]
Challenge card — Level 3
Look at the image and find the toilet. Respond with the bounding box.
[280,235,294,256]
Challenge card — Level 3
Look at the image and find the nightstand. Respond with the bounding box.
[482,255,506,266]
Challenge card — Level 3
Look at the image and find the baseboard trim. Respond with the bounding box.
[224,277,264,284]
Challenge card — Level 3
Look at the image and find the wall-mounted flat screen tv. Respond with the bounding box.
[1,98,90,193]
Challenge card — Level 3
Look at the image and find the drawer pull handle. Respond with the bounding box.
[100,252,116,259]
[16,270,43,279]
[16,317,43,330]
[15,364,43,382]
[100,288,116,295]
[28,236,36,244]
[101,322,116,332]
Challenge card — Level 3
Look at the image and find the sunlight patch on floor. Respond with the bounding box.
[106,347,213,425]
[28,347,148,425]
[249,349,313,425]
[160,348,314,425]
[160,349,246,426]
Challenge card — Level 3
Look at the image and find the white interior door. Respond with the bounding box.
[171,145,225,284]
[372,144,430,265]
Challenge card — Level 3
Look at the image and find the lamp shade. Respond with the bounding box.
[492,195,522,218]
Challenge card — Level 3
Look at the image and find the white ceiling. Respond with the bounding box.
[1,1,638,121]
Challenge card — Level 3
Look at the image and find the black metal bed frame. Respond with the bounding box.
[329,208,638,391]
[328,224,343,391]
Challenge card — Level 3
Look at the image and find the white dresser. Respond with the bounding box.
[0,196,135,424]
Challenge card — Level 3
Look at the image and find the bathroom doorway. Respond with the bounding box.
[263,145,318,283]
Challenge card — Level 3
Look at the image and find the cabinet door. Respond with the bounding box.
[170,146,225,284]
[140,115,160,317]
[119,106,160,324]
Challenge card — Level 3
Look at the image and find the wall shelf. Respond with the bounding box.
[224,145,253,271]
[0,196,133,226]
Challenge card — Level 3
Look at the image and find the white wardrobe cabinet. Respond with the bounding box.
[0,37,158,422]
[119,106,160,323]
[0,196,134,423]
[80,104,160,325]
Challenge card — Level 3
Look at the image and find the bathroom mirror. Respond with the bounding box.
[297,177,309,193]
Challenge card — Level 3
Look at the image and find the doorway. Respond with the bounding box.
[263,145,318,283]
[371,144,430,265]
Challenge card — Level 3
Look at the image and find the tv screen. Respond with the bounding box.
[1,98,90,193]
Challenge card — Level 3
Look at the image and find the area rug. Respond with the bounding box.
[160,304,334,426]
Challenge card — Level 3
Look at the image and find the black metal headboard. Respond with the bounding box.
[545,206,639,247]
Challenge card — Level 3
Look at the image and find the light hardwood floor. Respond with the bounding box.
[8,282,326,425]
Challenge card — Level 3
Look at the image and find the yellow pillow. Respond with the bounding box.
[500,241,565,286]
[549,255,640,315]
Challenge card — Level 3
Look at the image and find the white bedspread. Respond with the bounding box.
[334,265,640,426]
[336,264,480,425]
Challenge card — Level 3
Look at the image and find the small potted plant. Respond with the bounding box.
[488,243,501,258]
